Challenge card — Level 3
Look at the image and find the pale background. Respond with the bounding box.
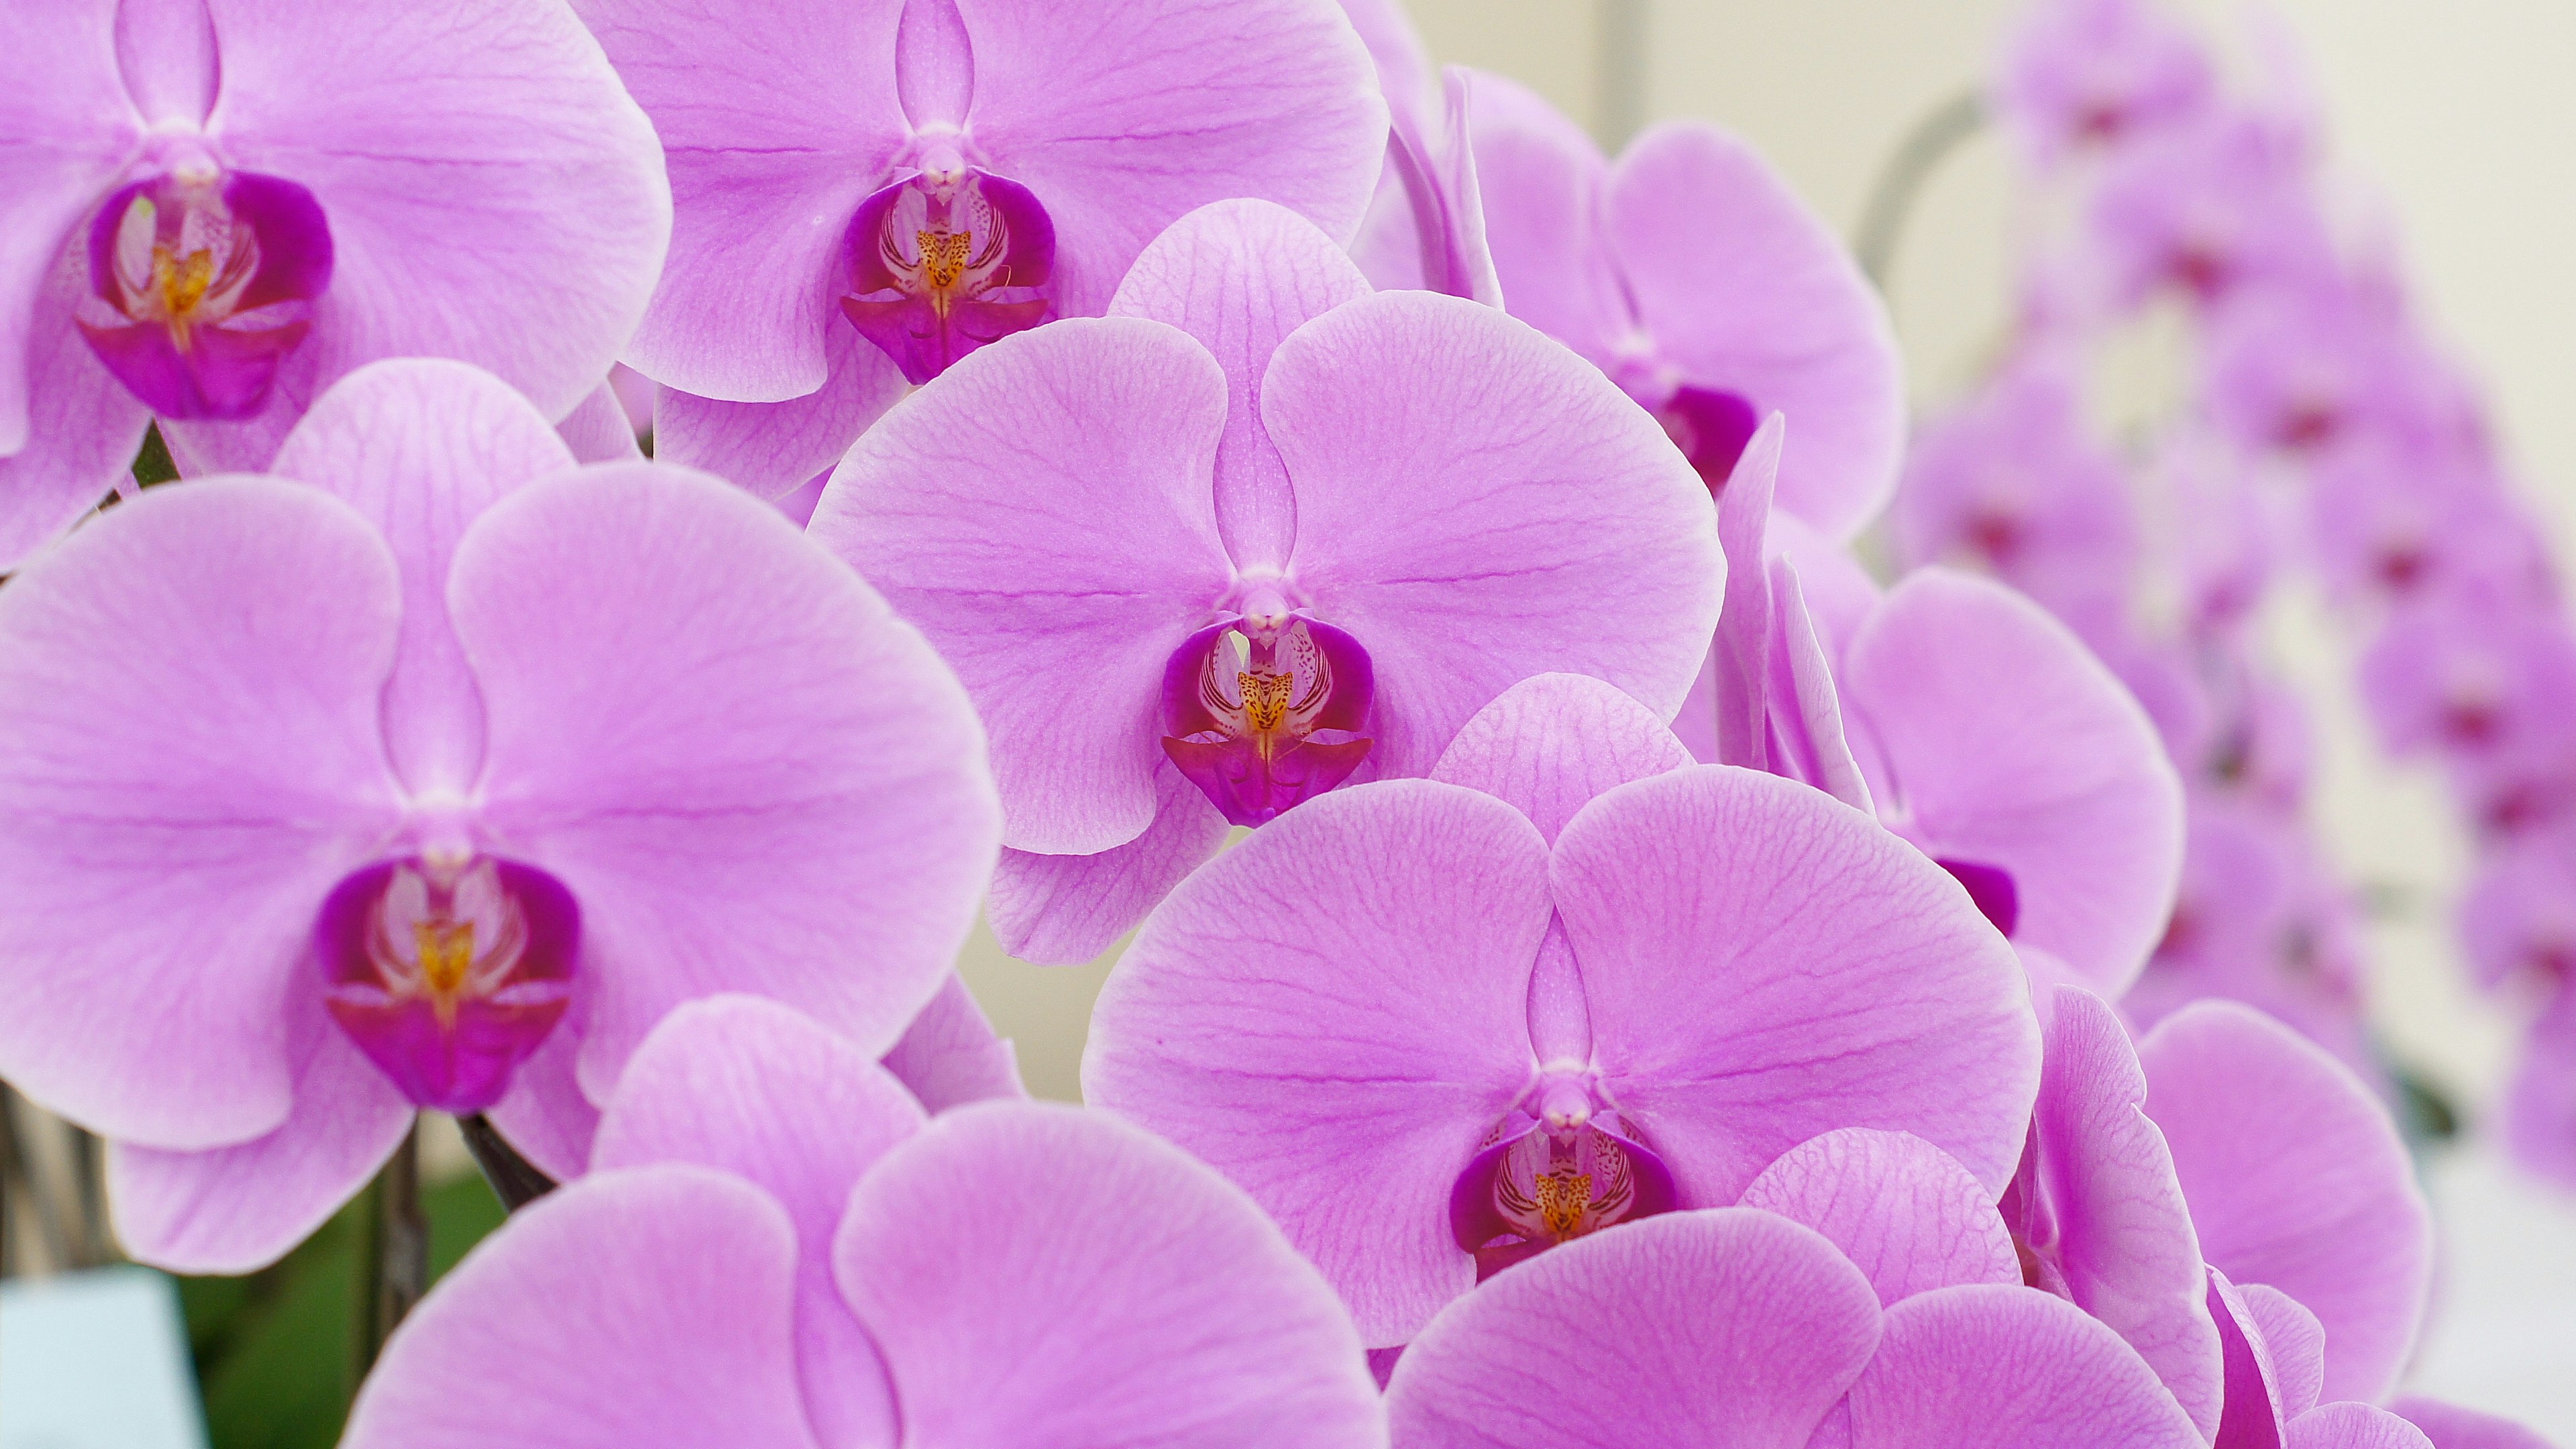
[951,0,2576,1431]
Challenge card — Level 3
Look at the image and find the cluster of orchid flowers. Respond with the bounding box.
[1906,0,2576,1189]
[0,0,2557,1445]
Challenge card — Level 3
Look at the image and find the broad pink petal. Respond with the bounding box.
[1843,570,2184,998]
[1841,1284,2207,1449]
[590,995,919,1449]
[2139,1001,2433,1405]
[879,973,1026,1112]
[340,1167,822,1449]
[1270,290,1721,777]
[570,0,905,400]
[1430,672,1694,844]
[2390,1397,2557,1449]
[1386,1209,1882,1448]
[211,0,672,422]
[0,258,152,569]
[481,1016,599,1182]
[650,322,911,500]
[986,759,1230,965]
[835,1101,1386,1448]
[267,359,578,796]
[553,380,645,465]
[1605,123,1902,539]
[453,463,1000,1101]
[2249,1285,2327,1421]
[1084,781,1552,1344]
[2288,1405,2440,1449]
[1465,70,1626,364]
[1737,1128,2021,1306]
[107,994,412,1273]
[0,0,137,455]
[2030,987,2224,1437]
[812,316,1234,855]
[1553,766,2040,1203]
[1109,198,1371,572]
[958,0,1385,314]
[0,480,401,1146]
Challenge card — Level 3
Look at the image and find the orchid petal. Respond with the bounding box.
[1841,1284,2206,1449]
[986,760,1230,966]
[1737,1128,2021,1306]
[1430,672,1693,844]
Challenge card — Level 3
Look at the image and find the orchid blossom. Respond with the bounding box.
[574,0,1387,498]
[1085,673,2037,1346]
[0,359,998,1272]
[340,996,1387,1449]
[813,200,1719,963]
[0,0,671,566]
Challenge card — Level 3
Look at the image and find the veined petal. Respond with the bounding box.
[0,0,138,455]
[211,0,672,421]
[2139,1002,2433,1405]
[835,1102,1387,1448]
[957,0,1385,314]
[1270,290,1721,778]
[1464,69,1625,365]
[1430,672,1693,845]
[985,759,1230,966]
[1842,1284,2206,1449]
[268,359,578,796]
[0,256,153,570]
[812,316,1234,856]
[591,996,920,1449]
[1844,570,2183,998]
[107,991,412,1274]
[1385,1208,1882,1449]
[649,321,911,501]
[1085,780,1552,1345]
[1737,1128,2021,1306]
[2288,1405,2440,1449]
[341,1167,823,1449]
[879,973,1026,1113]
[0,479,401,1147]
[1604,123,1901,539]
[1552,767,2039,1203]
[1109,198,1371,572]
[455,464,999,1102]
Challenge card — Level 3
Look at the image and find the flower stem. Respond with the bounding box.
[354,1120,427,1377]
[457,1114,557,1211]
[1854,87,1990,288]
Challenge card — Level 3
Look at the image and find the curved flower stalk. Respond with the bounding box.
[341,996,1387,1449]
[1386,1205,2206,1449]
[1466,71,1902,537]
[0,359,999,1273]
[0,0,671,566]
[1086,674,2037,1346]
[578,0,1385,497]
[814,200,1719,963]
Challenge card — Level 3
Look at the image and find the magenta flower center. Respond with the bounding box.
[317,854,579,1115]
[840,156,1056,384]
[1450,1075,1678,1279]
[1654,384,1764,492]
[74,168,333,420]
[1160,614,1375,826]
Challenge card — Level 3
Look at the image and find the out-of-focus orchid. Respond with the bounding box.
[0,359,998,1272]
[2392,1397,2562,1449]
[1385,1204,2205,1449]
[576,0,1385,498]
[1086,674,2037,1345]
[2306,441,2554,618]
[1467,72,1901,535]
[2088,111,2332,312]
[2360,590,2576,767]
[2200,278,2485,464]
[1992,0,2216,168]
[1894,352,2141,636]
[0,0,670,566]
[814,201,1719,963]
[342,996,1387,1449]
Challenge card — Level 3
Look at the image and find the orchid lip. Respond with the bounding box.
[74,168,333,420]
[1160,614,1375,827]
[839,164,1056,384]
[1448,1073,1678,1279]
[317,853,580,1115]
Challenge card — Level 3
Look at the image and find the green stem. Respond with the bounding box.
[353,1120,427,1377]
[1852,87,1990,290]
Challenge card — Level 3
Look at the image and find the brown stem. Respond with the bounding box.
[354,1120,427,1377]
[458,1114,557,1211]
